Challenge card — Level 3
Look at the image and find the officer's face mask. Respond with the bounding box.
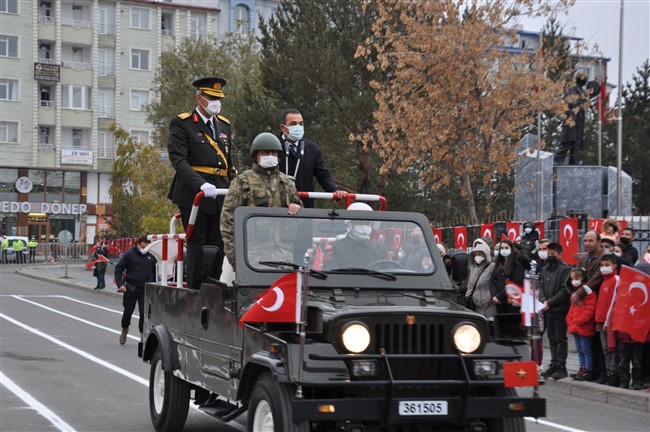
[285,124,304,142]
[201,95,221,116]
[258,155,278,169]
[351,224,372,239]
[138,246,147,255]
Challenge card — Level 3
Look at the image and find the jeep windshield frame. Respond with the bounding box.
[233,207,454,291]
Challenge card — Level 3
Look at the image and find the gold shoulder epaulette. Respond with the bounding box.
[177,112,191,119]
[217,114,230,125]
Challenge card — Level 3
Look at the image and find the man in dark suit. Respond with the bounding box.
[277,109,346,207]
[167,77,236,289]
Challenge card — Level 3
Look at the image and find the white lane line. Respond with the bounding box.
[11,295,140,341]
[59,295,132,316]
[525,417,587,432]
[0,371,77,432]
[0,313,247,431]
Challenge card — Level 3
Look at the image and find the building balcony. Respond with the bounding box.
[38,142,55,152]
[39,106,56,125]
[61,109,93,128]
[38,16,56,41]
[98,107,115,118]
[61,66,93,86]
[61,22,93,46]
[162,29,174,37]
[97,147,115,159]
[40,100,55,108]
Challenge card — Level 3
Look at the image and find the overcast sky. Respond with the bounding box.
[522,0,650,101]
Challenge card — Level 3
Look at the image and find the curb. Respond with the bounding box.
[15,265,122,299]
[542,377,649,412]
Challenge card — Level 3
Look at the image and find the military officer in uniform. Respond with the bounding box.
[168,77,237,289]
[221,133,302,271]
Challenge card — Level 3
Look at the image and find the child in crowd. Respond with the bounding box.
[594,254,620,386]
[566,267,597,381]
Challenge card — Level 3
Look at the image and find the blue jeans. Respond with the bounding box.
[574,334,593,371]
[97,272,105,288]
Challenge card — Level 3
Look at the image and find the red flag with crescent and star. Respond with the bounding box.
[85,253,109,270]
[589,218,604,233]
[391,228,403,251]
[239,273,302,327]
[505,222,521,242]
[611,266,650,343]
[535,221,545,240]
[432,228,443,245]
[560,218,579,265]
[480,223,494,241]
[454,226,467,250]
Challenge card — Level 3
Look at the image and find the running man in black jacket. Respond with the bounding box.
[115,236,157,345]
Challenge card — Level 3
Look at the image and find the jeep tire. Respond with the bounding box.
[149,347,190,432]
[247,372,308,432]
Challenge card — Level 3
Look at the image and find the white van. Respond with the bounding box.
[3,236,29,263]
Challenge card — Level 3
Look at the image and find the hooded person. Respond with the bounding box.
[466,239,497,318]
[519,221,539,259]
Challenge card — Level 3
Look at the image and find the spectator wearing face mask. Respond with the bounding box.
[278,109,345,208]
[518,221,539,259]
[593,254,620,386]
[538,243,571,380]
[490,239,531,314]
[620,227,639,264]
[535,238,552,266]
[114,236,157,345]
[465,238,496,318]
[602,238,630,274]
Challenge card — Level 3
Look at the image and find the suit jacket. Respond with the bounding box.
[167,109,234,215]
[277,134,337,208]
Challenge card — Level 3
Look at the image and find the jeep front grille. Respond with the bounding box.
[373,322,445,355]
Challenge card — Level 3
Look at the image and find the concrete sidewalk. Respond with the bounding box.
[14,263,650,411]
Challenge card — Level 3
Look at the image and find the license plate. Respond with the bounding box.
[398,400,448,416]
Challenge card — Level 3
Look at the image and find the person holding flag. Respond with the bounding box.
[593,254,621,386]
[490,239,531,315]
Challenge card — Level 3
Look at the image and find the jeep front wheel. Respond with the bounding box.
[149,348,190,432]
[247,372,308,432]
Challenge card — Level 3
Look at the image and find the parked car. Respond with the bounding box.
[4,236,29,263]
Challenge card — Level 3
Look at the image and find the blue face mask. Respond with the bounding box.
[286,124,304,142]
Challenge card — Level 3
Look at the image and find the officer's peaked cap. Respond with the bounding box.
[193,77,226,98]
[250,132,282,157]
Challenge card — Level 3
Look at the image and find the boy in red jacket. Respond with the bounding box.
[566,267,597,381]
[594,255,620,386]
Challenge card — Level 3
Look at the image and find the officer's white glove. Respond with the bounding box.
[200,182,218,198]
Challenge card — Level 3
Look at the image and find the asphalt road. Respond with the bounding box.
[1,264,649,432]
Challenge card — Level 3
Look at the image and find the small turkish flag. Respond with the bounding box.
[85,253,109,270]
[535,221,545,240]
[505,222,521,242]
[560,218,579,265]
[589,218,604,233]
[312,245,324,271]
[480,223,494,241]
[454,226,467,250]
[432,228,443,245]
[503,361,539,387]
[239,273,302,327]
[611,266,650,343]
[391,228,403,250]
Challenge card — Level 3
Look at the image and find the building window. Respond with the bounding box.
[0,78,18,101]
[98,88,115,117]
[235,5,250,35]
[161,12,174,36]
[40,84,54,107]
[190,13,206,41]
[39,42,53,63]
[0,0,18,14]
[0,121,18,143]
[27,170,45,203]
[130,89,149,111]
[99,4,115,35]
[131,7,150,30]
[130,130,150,144]
[98,48,115,76]
[98,130,115,159]
[0,35,18,58]
[39,126,53,151]
[62,85,91,110]
[130,49,150,70]
[47,171,63,201]
[72,129,83,147]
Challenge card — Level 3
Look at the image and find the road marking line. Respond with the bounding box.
[59,295,128,315]
[0,371,77,432]
[525,416,587,431]
[0,313,246,431]
[10,295,139,341]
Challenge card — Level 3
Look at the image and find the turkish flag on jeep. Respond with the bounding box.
[239,273,302,327]
[560,218,579,265]
[503,361,539,387]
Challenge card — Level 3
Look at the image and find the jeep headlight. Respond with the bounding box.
[453,323,481,353]
[341,322,370,353]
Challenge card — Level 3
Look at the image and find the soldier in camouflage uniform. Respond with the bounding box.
[221,133,302,270]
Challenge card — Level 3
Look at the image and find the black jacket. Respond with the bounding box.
[167,110,234,214]
[490,255,530,314]
[537,259,571,317]
[114,246,157,289]
[277,134,337,208]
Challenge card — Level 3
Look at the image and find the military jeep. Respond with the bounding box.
[139,204,544,432]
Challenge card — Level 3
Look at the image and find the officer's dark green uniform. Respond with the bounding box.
[167,77,237,289]
[221,133,302,268]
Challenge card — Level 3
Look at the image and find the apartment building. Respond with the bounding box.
[0,0,223,243]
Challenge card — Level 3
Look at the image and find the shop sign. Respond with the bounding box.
[0,201,87,215]
[15,177,33,193]
[34,62,61,82]
[61,149,93,165]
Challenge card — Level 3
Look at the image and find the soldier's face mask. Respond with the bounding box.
[200,94,221,116]
[258,155,278,169]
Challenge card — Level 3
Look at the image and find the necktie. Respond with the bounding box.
[207,120,215,139]
[289,144,297,157]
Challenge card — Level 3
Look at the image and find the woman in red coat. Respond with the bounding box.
[566,267,597,381]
